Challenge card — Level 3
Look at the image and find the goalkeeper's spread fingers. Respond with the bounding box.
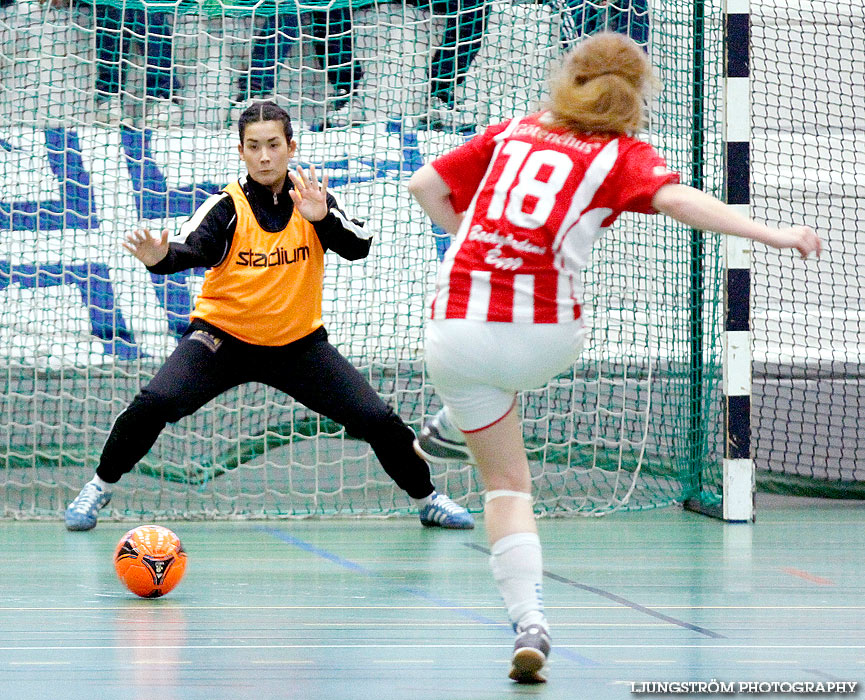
[129,228,155,244]
[290,165,325,193]
[308,164,322,190]
[288,167,306,191]
[307,165,327,192]
[126,228,164,249]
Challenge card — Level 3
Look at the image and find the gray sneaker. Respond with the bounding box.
[64,480,112,531]
[413,409,474,464]
[508,624,551,684]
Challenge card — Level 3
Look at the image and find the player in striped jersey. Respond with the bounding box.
[409,33,821,683]
[65,101,473,533]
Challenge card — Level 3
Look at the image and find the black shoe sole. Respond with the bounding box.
[413,438,473,464]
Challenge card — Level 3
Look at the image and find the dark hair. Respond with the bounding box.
[238,101,293,143]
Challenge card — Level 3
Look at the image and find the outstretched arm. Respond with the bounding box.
[408,164,465,236]
[123,228,169,267]
[142,192,238,274]
[652,184,822,259]
[290,165,372,260]
[288,164,329,222]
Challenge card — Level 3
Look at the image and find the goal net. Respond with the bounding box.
[751,0,865,498]
[0,0,726,519]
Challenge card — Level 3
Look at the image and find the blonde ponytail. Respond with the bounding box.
[546,32,655,135]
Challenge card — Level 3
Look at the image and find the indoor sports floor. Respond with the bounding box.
[1,496,863,700]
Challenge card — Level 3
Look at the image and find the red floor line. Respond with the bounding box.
[781,567,835,586]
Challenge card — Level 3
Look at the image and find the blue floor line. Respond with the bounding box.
[255,525,599,667]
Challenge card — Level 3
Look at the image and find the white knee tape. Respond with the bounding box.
[485,489,533,504]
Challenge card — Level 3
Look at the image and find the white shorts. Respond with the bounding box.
[425,318,586,432]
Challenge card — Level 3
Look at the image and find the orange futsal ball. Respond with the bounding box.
[114,525,187,598]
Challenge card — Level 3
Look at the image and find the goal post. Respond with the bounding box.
[0,0,736,520]
[684,0,754,522]
[719,0,754,522]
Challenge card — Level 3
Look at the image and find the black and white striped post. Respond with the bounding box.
[723,0,754,522]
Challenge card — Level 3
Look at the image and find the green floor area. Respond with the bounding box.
[1,501,863,699]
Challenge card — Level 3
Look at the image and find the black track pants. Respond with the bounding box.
[97,320,435,499]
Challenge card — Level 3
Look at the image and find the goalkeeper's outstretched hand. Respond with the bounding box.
[123,228,169,267]
[288,165,328,222]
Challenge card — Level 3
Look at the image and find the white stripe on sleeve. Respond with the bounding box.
[173,192,230,244]
[331,208,373,240]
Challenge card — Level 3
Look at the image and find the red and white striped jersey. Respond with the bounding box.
[429,111,679,324]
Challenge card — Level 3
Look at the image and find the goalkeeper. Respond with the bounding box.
[65,101,473,533]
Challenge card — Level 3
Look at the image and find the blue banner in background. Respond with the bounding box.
[0,129,98,231]
[0,120,448,361]
[0,260,139,359]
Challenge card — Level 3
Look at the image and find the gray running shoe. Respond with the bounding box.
[508,624,551,684]
[65,480,112,531]
[413,409,474,464]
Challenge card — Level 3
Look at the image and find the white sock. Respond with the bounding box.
[413,491,436,508]
[489,532,547,631]
[90,475,113,493]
